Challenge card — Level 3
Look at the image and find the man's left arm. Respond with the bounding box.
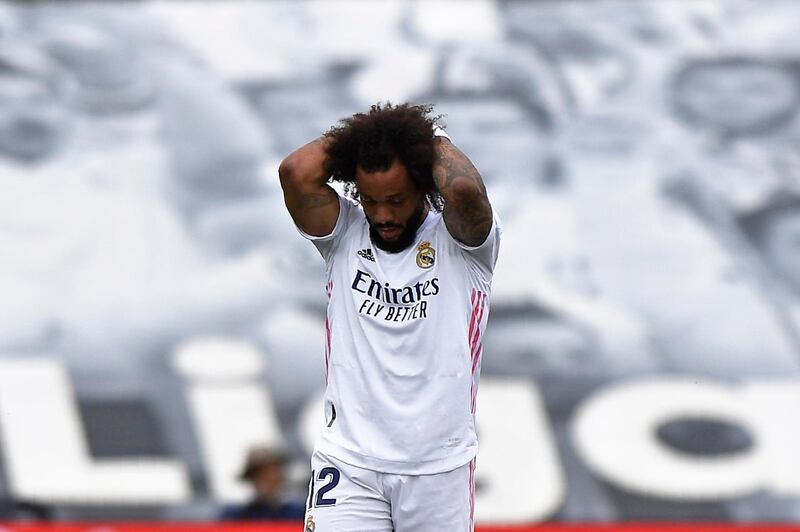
[432,134,493,247]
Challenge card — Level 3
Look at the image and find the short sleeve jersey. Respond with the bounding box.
[298,195,501,474]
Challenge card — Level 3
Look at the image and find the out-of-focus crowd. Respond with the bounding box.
[0,0,799,523]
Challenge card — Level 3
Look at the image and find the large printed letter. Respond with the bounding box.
[173,338,284,502]
[571,377,800,500]
[0,357,190,504]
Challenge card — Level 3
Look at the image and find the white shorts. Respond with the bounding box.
[303,450,476,532]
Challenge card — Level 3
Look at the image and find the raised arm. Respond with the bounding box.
[431,134,493,247]
[278,137,340,237]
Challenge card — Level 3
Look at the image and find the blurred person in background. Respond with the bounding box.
[219,445,305,521]
[0,40,74,355]
[0,9,313,512]
[156,63,333,435]
[519,40,800,381]
[651,55,800,377]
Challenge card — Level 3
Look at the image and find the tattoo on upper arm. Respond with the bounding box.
[298,190,337,210]
[433,141,493,246]
[445,195,493,247]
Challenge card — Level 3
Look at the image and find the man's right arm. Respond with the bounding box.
[278,137,340,237]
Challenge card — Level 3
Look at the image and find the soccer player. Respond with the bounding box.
[279,102,501,531]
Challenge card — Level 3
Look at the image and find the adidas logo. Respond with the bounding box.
[357,248,375,262]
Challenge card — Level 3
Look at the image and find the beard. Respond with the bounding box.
[367,201,426,254]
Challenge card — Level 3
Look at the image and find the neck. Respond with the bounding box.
[418,203,430,226]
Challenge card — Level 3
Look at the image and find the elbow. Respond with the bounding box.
[278,156,298,186]
[279,152,324,187]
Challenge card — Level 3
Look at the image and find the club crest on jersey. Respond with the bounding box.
[416,241,435,269]
[305,514,315,532]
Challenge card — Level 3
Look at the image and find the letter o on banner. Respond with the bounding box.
[572,378,760,500]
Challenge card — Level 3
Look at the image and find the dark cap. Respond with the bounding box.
[239,445,291,481]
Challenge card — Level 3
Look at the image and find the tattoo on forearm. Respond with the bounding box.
[433,140,492,246]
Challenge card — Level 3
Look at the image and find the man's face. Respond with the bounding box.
[252,462,283,501]
[761,210,800,294]
[673,61,798,136]
[356,160,428,253]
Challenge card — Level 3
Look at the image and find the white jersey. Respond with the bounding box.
[299,195,501,475]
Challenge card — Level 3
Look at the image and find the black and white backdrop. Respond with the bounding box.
[0,0,799,524]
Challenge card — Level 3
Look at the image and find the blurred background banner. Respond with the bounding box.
[1,0,800,525]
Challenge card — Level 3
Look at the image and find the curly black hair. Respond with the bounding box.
[323,102,445,212]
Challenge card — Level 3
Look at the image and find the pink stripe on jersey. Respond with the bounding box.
[467,289,481,349]
[470,292,486,362]
[468,291,485,352]
[470,293,486,373]
[468,290,487,415]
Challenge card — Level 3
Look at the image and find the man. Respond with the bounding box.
[278,102,501,531]
[219,445,306,521]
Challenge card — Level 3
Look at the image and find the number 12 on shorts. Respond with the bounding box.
[307,467,341,509]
